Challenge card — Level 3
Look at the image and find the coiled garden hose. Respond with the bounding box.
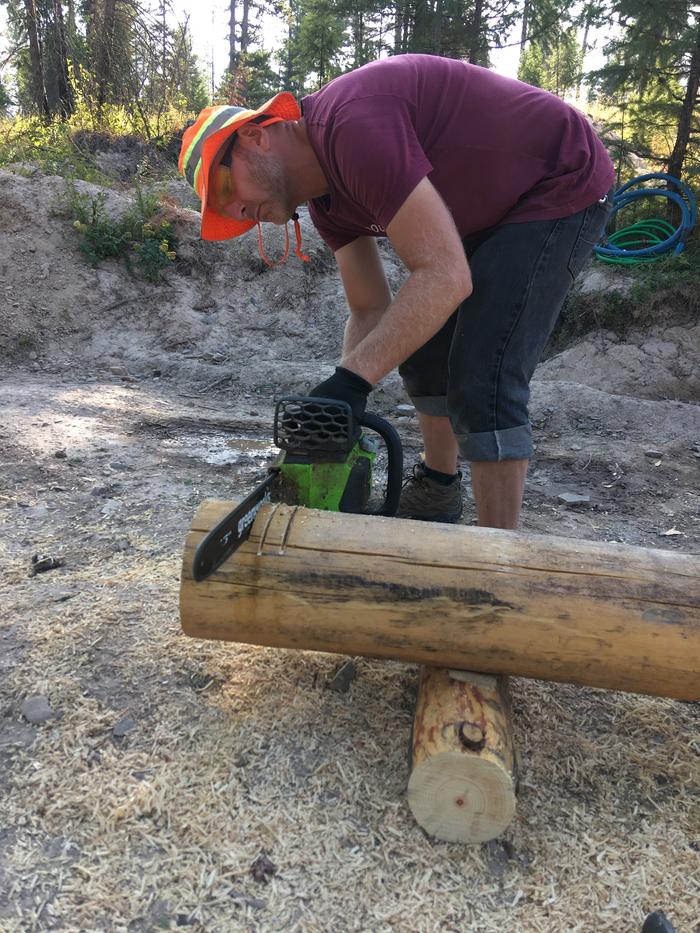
[594,172,697,264]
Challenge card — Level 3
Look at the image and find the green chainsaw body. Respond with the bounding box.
[274,436,377,513]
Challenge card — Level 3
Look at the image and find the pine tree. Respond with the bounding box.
[217,49,279,106]
[296,0,346,88]
[518,25,582,96]
[592,0,700,179]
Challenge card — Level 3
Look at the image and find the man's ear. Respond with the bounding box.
[236,124,270,151]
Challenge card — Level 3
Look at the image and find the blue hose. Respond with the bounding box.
[594,172,697,263]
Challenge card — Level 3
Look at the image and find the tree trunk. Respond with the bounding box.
[180,501,700,701]
[65,0,80,83]
[408,667,517,843]
[353,11,364,66]
[466,0,486,65]
[518,0,528,66]
[410,0,432,52]
[53,0,74,117]
[667,22,700,181]
[240,0,251,55]
[228,0,237,73]
[393,0,404,53]
[95,0,117,108]
[23,0,50,119]
[83,0,95,80]
[431,0,443,55]
[576,11,591,106]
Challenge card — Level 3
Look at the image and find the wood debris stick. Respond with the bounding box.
[31,554,65,574]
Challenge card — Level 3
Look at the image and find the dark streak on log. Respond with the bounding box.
[282,571,518,609]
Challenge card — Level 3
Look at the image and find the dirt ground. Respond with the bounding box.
[0,167,699,932]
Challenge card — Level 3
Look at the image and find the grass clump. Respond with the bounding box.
[546,227,698,355]
[0,115,111,184]
[627,234,700,303]
[0,102,188,184]
[61,181,178,281]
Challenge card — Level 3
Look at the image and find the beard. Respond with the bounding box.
[236,147,294,224]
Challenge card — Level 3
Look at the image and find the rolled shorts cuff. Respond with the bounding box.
[456,424,533,462]
[409,394,450,417]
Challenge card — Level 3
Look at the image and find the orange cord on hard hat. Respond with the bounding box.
[256,213,310,267]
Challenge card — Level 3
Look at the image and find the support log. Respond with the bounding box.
[180,500,700,701]
[408,667,517,843]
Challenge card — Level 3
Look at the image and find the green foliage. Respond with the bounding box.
[275,0,307,95]
[518,27,583,96]
[216,51,281,108]
[60,180,178,281]
[0,115,111,183]
[0,95,196,185]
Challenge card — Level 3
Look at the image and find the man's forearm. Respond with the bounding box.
[342,306,389,357]
[341,265,470,384]
[335,180,471,384]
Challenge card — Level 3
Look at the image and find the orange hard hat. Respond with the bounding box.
[178,93,301,241]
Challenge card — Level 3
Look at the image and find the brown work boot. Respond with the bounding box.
[397,462,464,523]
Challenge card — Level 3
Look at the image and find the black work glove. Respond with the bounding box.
[309,366,373,419]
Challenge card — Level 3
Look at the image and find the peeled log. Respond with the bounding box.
[180,500,700,701]
[408,668,516,843]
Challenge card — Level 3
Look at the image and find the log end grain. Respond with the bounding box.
[407,751,516,843]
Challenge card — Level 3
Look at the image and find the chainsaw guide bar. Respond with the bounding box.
[192,470,279,581]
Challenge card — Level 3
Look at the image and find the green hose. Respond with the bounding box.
[599,219,676,265]
[594,173,697,264]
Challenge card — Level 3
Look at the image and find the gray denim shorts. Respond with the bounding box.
[398,195,613,461]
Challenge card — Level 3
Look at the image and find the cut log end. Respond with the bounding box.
[408,667,517,844]
[407,752,516,844]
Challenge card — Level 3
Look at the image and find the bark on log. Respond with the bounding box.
[180,500,700,701]
[408,667,516,843]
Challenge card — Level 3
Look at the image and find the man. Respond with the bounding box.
[179,54,614,530]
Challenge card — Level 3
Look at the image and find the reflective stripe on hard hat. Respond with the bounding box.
[182,106,253,191]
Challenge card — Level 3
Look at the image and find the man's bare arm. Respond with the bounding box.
[335,236,392,356]
[340,177,472,384]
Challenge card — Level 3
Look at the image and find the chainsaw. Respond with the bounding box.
[192,396,403,581]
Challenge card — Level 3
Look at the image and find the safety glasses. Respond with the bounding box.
[209,135,237,214]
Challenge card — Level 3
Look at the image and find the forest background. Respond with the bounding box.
[0,0,698,190]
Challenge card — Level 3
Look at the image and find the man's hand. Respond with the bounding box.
[309,366,373,419]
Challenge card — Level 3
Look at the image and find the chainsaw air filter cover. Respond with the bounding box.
[274,397,360,460]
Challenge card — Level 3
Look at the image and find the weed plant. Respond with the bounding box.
[60,180,178,281]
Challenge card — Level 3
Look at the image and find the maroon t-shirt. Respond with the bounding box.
[301,55,614,252]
